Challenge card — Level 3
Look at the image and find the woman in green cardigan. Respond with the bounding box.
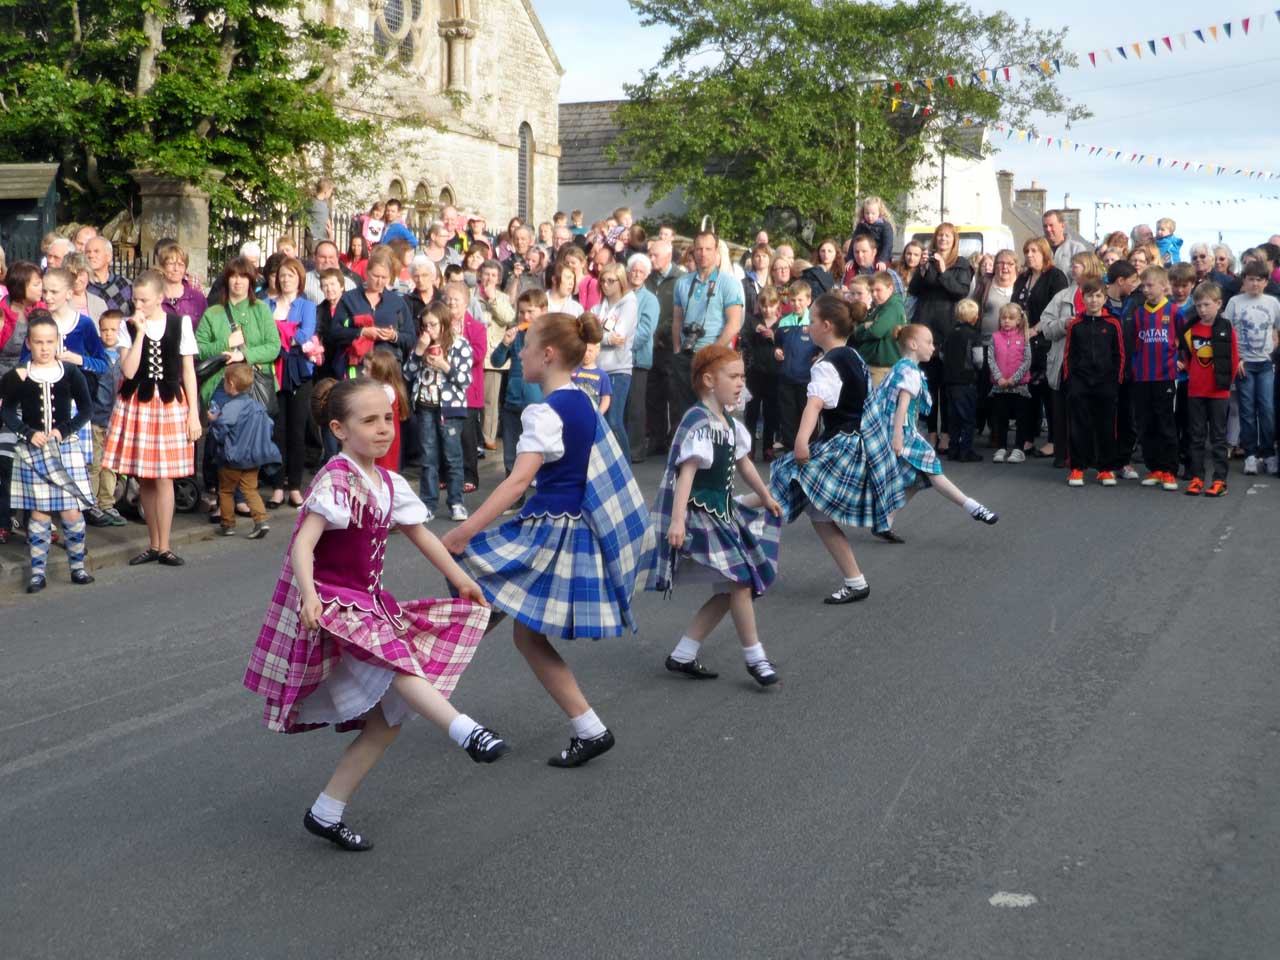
[196,257,282,407]
[196,256,282,515]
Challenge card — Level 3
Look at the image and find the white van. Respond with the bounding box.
[900,223,1015,258]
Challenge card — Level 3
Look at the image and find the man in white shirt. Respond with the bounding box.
[304,240,358,304]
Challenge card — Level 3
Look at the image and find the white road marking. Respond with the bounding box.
[989,891,1038,908]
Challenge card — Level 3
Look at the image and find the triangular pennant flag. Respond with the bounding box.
[1117,45,1128,59]
[1243,17,1251,33]
[946,75,956,87]
[1209,25,1219,40]
[1040,60,1051,74]
[1223,22,1232,38]
[1017,129,1026,141]
[1046,136,1053,146]
[1162,36,1172,50]
[1132,42,1142,58]
[1104,48,1114,62]
[1053,58,1061,73]
[1178,32,1187,48]
[1147,39,1158,55]
[890,98,898,112]
[1156,158,1163,167]
[1003,66,1012,81]
[894,82,902,93]
[1007,128,1014,139]
[979,68,989,84]
[1194,28,1205,42]
[1088,51,1097,67]
[924,78,934,91]
[970,72,981,86]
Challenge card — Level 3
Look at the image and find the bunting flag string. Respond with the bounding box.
[873,91,1280,182]
[858,8,1280,93]
[988,119,1279,182]
[1097,196,1280,209]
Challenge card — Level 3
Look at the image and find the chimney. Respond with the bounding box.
[996,169,1014,210]
[1060,207,1082,236]
[1014,180,1046,217]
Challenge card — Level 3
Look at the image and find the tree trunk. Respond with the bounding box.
[194,18,239,139]
[136,8,165,98]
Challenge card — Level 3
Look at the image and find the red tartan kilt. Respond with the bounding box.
[102,394,195,478]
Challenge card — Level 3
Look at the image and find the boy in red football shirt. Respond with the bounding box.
[1179,282,1238,496]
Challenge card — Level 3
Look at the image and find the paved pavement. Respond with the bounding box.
[3,456,1279,960]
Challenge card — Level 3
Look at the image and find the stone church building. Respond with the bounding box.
[316,0,562,226]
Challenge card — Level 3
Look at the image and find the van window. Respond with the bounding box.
[909,232,985,258]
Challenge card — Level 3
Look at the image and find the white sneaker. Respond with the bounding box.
[1244,455,1258,476]
[450,504,469,521]
[1006,448,1026,463]
[992,448,1007,463]
[1120,465,1139,480]
[423,509,434,523]
[1266,456,1278,475]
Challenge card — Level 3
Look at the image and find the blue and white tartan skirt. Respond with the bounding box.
[11,439,93,512]
[462,513,633,640]
[769,429,906,533]
[644,501,780,598]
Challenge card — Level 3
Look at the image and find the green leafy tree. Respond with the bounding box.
[615,0,1088,243]
[0,0,384,222]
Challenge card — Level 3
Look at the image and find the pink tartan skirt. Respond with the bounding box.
[102,394,194,478]
[252,596,489,734]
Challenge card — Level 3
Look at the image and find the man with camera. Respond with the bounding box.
[501,225,537,287]
[669,230,745,423]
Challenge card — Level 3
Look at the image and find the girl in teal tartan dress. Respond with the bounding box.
[875,324,999,528]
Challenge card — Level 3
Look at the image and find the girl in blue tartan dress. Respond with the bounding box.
[765,295,904,605]
[874,324,998,527]
[443,312,653,768]
[645,344,784,685]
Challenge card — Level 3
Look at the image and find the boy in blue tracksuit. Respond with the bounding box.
[489,290,547,501]
[775,281,821,450]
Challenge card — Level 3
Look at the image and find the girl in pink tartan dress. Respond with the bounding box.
[243,378,508,852]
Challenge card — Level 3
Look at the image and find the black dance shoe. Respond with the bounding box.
[746,659,780,687]
[463,726,510,763]
[665,656,719,679]
[26,575,46,594]
[873,529,905,544]
[70,570,95,585]
[303,810,374,851]
[823,583,870,604]
[548,730,615,768]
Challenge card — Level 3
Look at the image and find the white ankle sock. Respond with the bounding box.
[963,497,983,516]
[571,709,607,741]
[844,575,867,589]
[741,642,768,665]
[310,792,346,827]
[670,635,701,663]
[448,713,481,747]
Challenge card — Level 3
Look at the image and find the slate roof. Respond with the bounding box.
[558,101,632,183]
[0,163,58,200]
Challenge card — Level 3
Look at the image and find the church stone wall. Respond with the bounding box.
[317,0,561,226]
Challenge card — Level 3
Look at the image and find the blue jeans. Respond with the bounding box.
[415,408,465,509]
[604,371,632,454]
[1237,360,1275,458]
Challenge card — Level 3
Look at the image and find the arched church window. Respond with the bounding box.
[373,0,432,70]
[517,123,534,222]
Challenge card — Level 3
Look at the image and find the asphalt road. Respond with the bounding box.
[3,457,1278,960]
